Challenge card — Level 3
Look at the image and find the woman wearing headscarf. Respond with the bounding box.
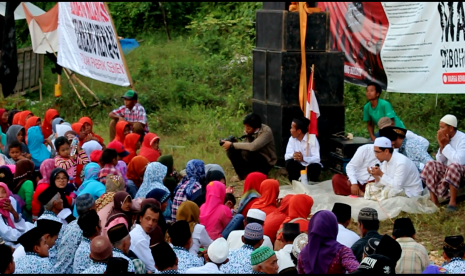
[18,110,33,127]
[116,160,128,185]
[78,116,105,146]
[71,122,86,146]
[72,162,105,217]
[167,200,213,255]
[122,133,141,164]
[171,159,205,222]
[146,188,170,234]
[12,111,23,126]
[297,210,359,274]
[27,126,53,169]
[0,166,23,214]
[138,133,161,162]
[250,179,280,215]
[199,181,232,240]
[42,109,59,139]
[134,162,168,199]
[3,125,29,158]
[7,109,19,128]
[113,121,130,144]
[263,194,294,245]
[24,116,41,143]
[11,159,36,221]
[50,117,64,138]
[81,140,103,160]
[236,172,266,217]
[31,159,55,221]
[103,191,133,236]
[0,109,9,133]
[157,155,178,197]
[126,156,149,191]
[192,166,225,207]
[95,174,126,213]
[49,168,74,210]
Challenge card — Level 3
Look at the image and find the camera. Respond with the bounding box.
[219,135,238,146]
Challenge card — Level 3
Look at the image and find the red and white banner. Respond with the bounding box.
[22,3,58,54]
[57,2,130,86]
[306,69,320,146]
[318,2,465,94]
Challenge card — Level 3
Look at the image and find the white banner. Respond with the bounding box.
[57,2,130,87]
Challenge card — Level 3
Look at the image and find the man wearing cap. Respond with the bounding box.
[392,218,428,274]
[378,117,429,148]
[379,125,432,172]
[332,203,360,248]
[374,234,403,265]
[351,208,383,263]
[421,114,465,212]
[168,220,204,273]
[251,246,279,274]
[73,209,102,274]
[284,117,322,182]
[107,140,130,160]
[227,209,273,250]
[54,193,95,274]
[221,222,265,274]
[14,227,56,274]
[362,238,380,260]
[439,235,465,273]
[366,137,423,200]
[107,223,137,273]
[82,236,114,274]
[275,223,299,274]
[109,89,149,140]
[185,237,229,273]
[350,254,396,274]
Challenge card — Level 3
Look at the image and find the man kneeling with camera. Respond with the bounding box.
[220,113,277,181]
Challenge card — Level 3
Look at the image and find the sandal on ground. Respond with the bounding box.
[446,205,458,212]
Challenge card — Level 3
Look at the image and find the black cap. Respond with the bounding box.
[392,218,415,238]
[379,126,407,141]
[78,209,100,233]
[350,254,396,274]
[332,202,351,223]
[374,235,402,263]
[38,186,59,206]
[108,223,129,244]
[444,235,465,250]
[283,223,300,235]
[363,238,380,256]
[17,227,45,250]
[37,219,62,236]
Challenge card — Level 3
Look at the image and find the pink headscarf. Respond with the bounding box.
[199,181,232,239]
[0,182,15,228]
[37,159,55,185]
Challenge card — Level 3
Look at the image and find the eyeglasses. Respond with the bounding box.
[56,177,68,181]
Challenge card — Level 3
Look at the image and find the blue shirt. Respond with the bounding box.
[112,248,136,273]
[36,210,65,266]
[398,136,433,172]
[220,244,254,274]
[443,257,465,274]
[54,219,82,274]
[172,246,204,273]
[81,261,107,274]
[15,252,56,274]
[73,237,92,274]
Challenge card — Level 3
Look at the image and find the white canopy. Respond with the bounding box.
[0,2,45,20]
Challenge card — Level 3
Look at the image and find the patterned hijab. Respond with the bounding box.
[12,159,35,193]
[77,162,101,195]
[177,159,205,199]
[37,159,55,185]
[134,162,168,199]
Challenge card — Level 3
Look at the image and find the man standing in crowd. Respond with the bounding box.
[351,208,383,262]
[284,117,322,183]
[332,203,359,248]
[251,247,279,274]
[109,90,148,139]
[421,114,465,212]
[221,113,277,181]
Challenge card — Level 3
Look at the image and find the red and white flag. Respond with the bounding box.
[306,68,320,146]
[22,3,59,54]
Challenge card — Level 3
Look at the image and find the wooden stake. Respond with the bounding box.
[63,69,86,107]
[158,2,171,41]
[66,69,100,103]
[104,2,134,90]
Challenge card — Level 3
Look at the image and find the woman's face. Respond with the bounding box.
[161,200,168,212]
[121,197,132,212]
[1,112,8,124]
[17,129,24,142]
[79,126,86,140]
[83,122,92,134]
[0,187,7,199]
[123,125,130,137]
[54,172,68,189]
[25,114,32,122]
[151,140,159,150]
[36,118,42,126]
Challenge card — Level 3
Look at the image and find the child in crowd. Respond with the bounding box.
[225,193,236,215]
[54,136,89,184]
[7,141,27,164]
[139,133,162,162]
[98,148,123,185]
[113,121,130,144]
[122,133,141,164]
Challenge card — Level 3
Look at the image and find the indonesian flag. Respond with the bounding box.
[306,68,320,146]
[22,2,59,54]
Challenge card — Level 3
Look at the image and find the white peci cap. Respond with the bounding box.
[374,137,392,148]
[247,209,266,222]
[208,237,229,264]
[440,114,458,128]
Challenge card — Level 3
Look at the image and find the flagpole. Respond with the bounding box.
[306,64,314,159]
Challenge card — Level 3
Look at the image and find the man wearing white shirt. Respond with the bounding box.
[275,223,299,274]
[227,209,273,250]
[421,114,465,212]
[332,144,378,196]
[185,237,229,274]
[285,117,322,182]
[332,203,359,248]
[367,137,423,199]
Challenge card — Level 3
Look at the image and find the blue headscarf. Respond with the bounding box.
[176,159,205,199]
[77,162,101,195]
[135,162,168,199]
[146,188,170,204]
[27,126,50,168]
[51,117,64,134]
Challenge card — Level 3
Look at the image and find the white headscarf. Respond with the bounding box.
[82,140,102,158]
[56,124,72,137]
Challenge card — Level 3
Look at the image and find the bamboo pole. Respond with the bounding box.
[305,64,314,172]
[67,69,100,103]
[158,2,171,41]
[104,2,134,90]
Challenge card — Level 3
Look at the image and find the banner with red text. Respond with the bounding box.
[57,2,130,86]
[317,2,465,94]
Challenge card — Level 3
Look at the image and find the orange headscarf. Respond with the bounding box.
[12,111,23,125]
[113,121,129,143]
[42,109,59,139]
[126,156,149,188]
[18,110,33,127]
[138,133,160,162]
[71,122,84,146]
[24,116,40,143]
[276,194,314,240]
[242,172,267,195]
[122,133,140,164]
[250,179,280,215]
[263,194,294,244]
[78,116,104,144]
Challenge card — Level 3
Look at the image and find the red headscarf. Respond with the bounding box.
[242,172,266,195]
[71,122,84,146]
[78,116,104,144]
[277,194,314,240]
[0,109,8,133]
[138,133,160,162]
[122,133,140,164]
[126,156,149,187]
[12,111,22,125]
[113,121,129,144]
[250,179,280,215]
[42,109,59,139]
[18,110,33,127]
[24,116,40,144]
[263,194,294,244]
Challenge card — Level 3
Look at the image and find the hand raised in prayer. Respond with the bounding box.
[84,133,92,142]
[293,152,304,162]
[221,141,232,150]
[437,130,450,149]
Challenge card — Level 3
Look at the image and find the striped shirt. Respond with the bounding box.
[55,149,89,181]
[112,103,149,133]
[395,237,429,274]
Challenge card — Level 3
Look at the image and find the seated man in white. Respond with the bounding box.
[332,203,359,248]
[331,143,378,196]
[284,117,322,182]
[227,209,273,250]
[365,137,423,200]
[275,223,300,274]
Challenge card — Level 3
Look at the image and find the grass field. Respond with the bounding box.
[11,32,465,263]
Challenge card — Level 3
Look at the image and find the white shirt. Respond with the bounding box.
[129,224,157,273]
[13,244,26,261]
[346,144,379,185]
[284,135,321,166]
[0,196,34,248]
[190,224,214,255]
[226,230,273,250]
[378,151,423,197]
[185,262,224,274]
[275,244,295,273]
[336,224,360,248]
[436,130,465,166]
